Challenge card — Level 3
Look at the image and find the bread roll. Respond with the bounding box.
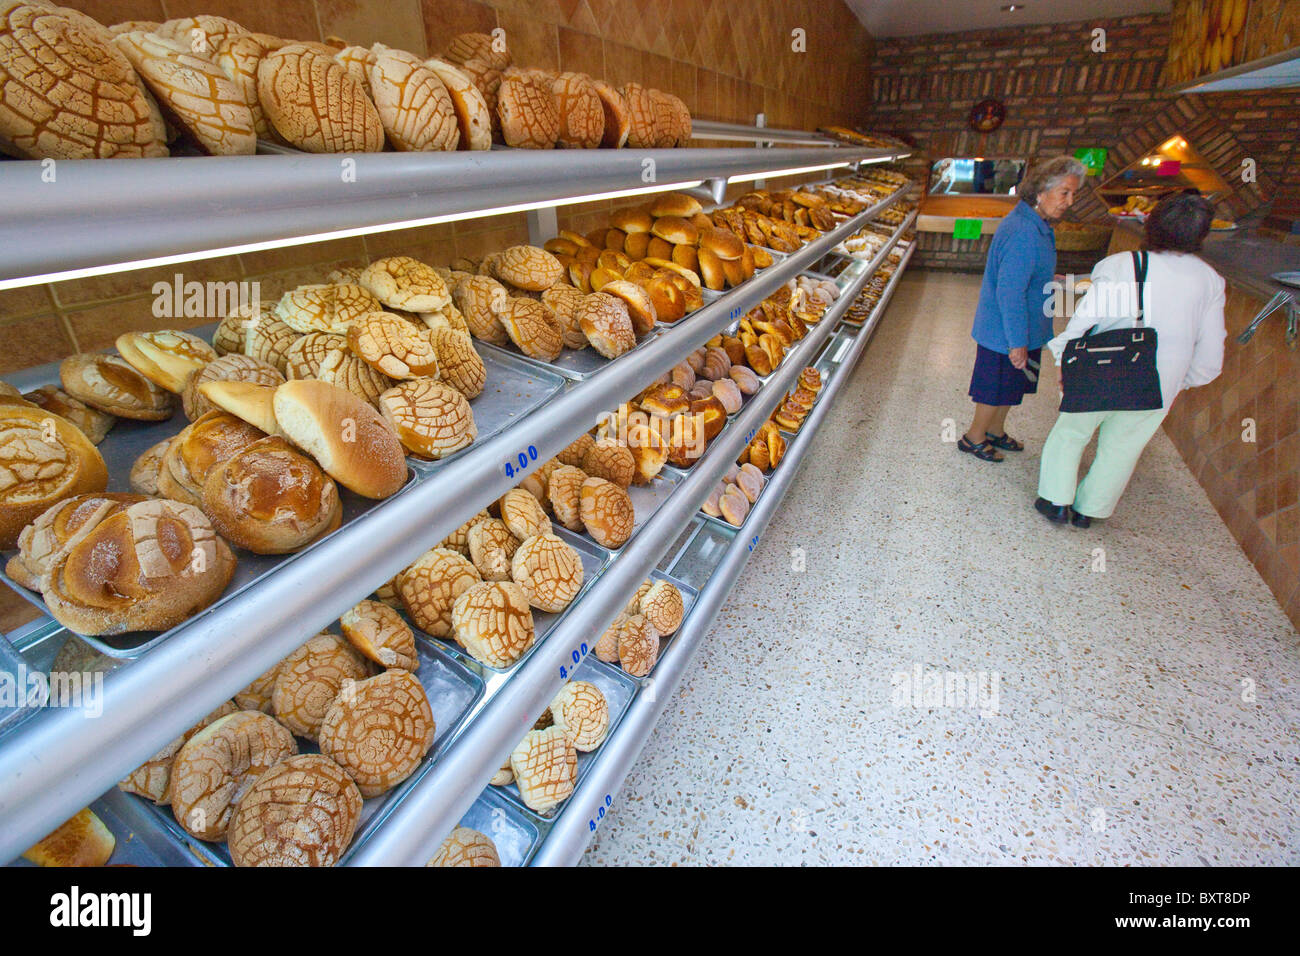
[333,44,374,96]
[366,45,459,151]
[361,256,451,313]
[511,726,576,812]
[428,827,500,867]
[426,327,486,399]
[157,410,265,507]
[126,438,168,496]
[319,670,434,797]
[580,476,634,548]
[423,57,491,150]
[340,598,418,671]
[119,699,238,805]
[499,298,563,361]
[0,3,166,159]
[510,532,584,612]
[228,754,362,867]
[550,680,609,751]
[21,385,114,444]
[183,353,284,421]
[552,71,603,148]
[59,353,174,420]
[452,580,535,668]
[399,547,481,638]
[378,378,476,460]
[617,613,659,676]
[577,293,635,359]
[243,316,299,376]
[275,283,382,336]
[214,32,279,139]
[496,71,559,149]
[443,32,510,72]
[258,43,384,153]
[21,808,115,867]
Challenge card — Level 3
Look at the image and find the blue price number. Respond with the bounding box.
[747,534,760,552]
[503,444,539,478]
[729,306,743,320]
[588,794,614,832]
[744,428,756,443]
[558,642,590,680]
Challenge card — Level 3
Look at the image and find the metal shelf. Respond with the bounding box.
[0,181,912,865]
[690,120,843,147]
[346,204,918,867]
[527,221,917,867]
[0,145,906,290]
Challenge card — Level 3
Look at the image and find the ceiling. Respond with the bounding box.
[846,0,1172,38]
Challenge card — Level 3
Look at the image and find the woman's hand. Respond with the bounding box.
[1009,347,1028,369]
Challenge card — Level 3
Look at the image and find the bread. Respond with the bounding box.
[377,378,476,460]
[452,580,535,668]
[319,670,434,797]
[258,43,383,153]
[466,517,518,581]
[126,439,169,496]
[398,547,481,638]
[552,71,603,148]
[183,353,284,421]
[275,283,382,335]
[244,316,299,376]
[581,438,635,488]
[361,257,451,312]
[273,379,406,499]
[195,380,279,437]
[157,410,265,507]
[453,275,510,345]
[6,491,144,590]
[114,330,215,394]
[591,79,629,148]
[577,293,636,359]
[441,508,489,555]
[272,632,369,740]
[20,385,113,444]
[59,353,174,420]
[510,726,576,812]
[499,298,563,361]
[333,44,374,95]
[495,488,549,542]
[546,464,587,532]
[443,32,510,73]
[600,280,657,336]
[418,57,491,151]
[580,477,634,548]
[510,532,584,612]
[493,245,565,291]
[168,709,298,842]
[626,420,668,485]
[0,3,166,160]
[314,348,392,406]
[540,285,588,350]
[639,382,690,418]
[234,660,281,714]
[719,486,749,526]
[0,403,109,550]
[341,599,418,671]
[366,45,459,151]
[346,312,437,380]
[611,207,652,234]
[557,433,595,468]
[21,808,115,867]
[620,82,656,149]
[550,680,609,751]
[228,754,362,867]
[213,32,279,139]
[428,827,500,867]
[422,327,484,399]
[496,71,559,149]
[455,58,504,139]
[691,395,727,441]
[119,699,238,805]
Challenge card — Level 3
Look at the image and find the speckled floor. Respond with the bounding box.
[582,270,1300,866]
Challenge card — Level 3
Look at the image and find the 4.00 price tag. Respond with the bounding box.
[503,445,539,478]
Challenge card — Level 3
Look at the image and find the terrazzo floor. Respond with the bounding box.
[581,269,1300,866]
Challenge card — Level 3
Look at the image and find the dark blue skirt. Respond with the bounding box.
[968,344,1041,406]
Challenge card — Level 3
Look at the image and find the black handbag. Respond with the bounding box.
[1059,250,1164,413]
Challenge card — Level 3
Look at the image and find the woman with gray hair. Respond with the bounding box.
[959,154,1086,461]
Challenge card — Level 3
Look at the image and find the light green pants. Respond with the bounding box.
[1037,406,1169,519]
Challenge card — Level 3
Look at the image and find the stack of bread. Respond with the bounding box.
[592,578,684,678]
[0,9,694,159]
[702,462,769,527]
[735,366,822,468]
[117,605,438,866]
[493,678,611,813]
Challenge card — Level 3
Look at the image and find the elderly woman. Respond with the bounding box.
[959,155,1086,461]
[1035,193,1225,526]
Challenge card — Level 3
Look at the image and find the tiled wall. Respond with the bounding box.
[0,0,875,376]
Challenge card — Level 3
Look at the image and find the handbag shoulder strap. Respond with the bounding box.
[1131,250,1148,326]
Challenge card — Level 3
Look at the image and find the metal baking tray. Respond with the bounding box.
[121,630,484,868]
[663,521,734,592]
[0,624,123,742]
[478,326,667,383]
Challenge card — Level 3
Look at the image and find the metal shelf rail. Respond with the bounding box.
[0,145,905,289]
[0,182,910,865]
[528,222,918,866]
[346,208,919,866]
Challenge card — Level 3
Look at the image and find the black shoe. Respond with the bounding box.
[1070,510,1092,528]
[1034,497,1070,524]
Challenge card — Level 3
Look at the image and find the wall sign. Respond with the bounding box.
[953,218,983,240]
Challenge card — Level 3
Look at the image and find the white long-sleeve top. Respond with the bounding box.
[1046,250,1227,410]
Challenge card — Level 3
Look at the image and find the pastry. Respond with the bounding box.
[6,492,143,591]
[215,32,279,139]
[202,436,342,554]
[639,580,684,635]
[284,331,348,380]
[639,382,690,418]
[398,547,481,638]
[158,410,265,507]
[378,378,476,460]
[649,192,703,219]
[442,32,511,73]
[244,317,299,376]
[626,579,654,617]
[0,3,166,160]
[114,30,255,155]
[441,508,490,556]
[0,403,109,550]
[577,293,636,359]
[498,299,563,361]
[196,381,280,437]
[729,365,761,394]
[274,284,382,335]
[319,670,435,797]
[119,700,238,805]
[424,58,492,150]
[510,532,584,613]
[21,808,115,868]
[510,726,576,813]
[552,71,603,148]
[340,599,418,671]
[500,487,552,540]
[366,45,459,151]
[496,71,559,149]
[593,614,624,663]
[153,14,248,52]
[550,680,609,751]
[334,44,375,96]
[600,280,657,336]
[426,328,486,399]
[115,330,216,394]
[582,438,635,488]
[712,378,743,414]
[228,754,362,867]
[315,348,393,406]
[691,395,727,441]
[591,79,629,148]
[272,379,407,499]
[547,464,587,532]
[453,275,511,345]
[467,517,519,581]
[492,245,564,291]
[272,632,369,741]
[626,420,668,485]
[362,257,451,313]
[348,311,439,380]
[451,581,535,668]
[580,477,634,548]
[212,310,252,356]
[235,660,281,713]
[257,43,384,153]
[620,82,656,149]
[169,710,298,841]
[617,614,659,677]
[417,301,470,334]
[428,827,500,867]
[129,439,170,495]
[719,486,749,526]
[540,285,588,350]
[798,367,823,392]
[557,433,595,468]
[182,353,284,421]
[19,386,113,444]
[59,354,174,420]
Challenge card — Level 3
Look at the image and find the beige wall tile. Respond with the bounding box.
[557,26,605,78]
[494,8,560,71]
[237,236,368,275]
[602,39,645,90]
[49,255,245,309]
[0,314,77,375]
[161,0,322,40]
[63,296,192,354]
[0,285,54,321]
[418,0,499,51]
[454,220,530,262]
[315,0,428,53]
[61,0,166,26]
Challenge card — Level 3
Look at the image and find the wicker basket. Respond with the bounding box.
[1053,222,1113,251]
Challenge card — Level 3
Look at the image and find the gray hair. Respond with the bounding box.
[1018,155,1087,206]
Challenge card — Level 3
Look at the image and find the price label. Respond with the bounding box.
[747,534,760,552]
[728,305,744,320]
[952,218,982,240]
[557,639,590,680]
[503,444,539,478]
[743,428,757,444]
[587,793,614,832]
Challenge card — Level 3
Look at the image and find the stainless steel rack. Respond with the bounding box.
[0,155,912,864]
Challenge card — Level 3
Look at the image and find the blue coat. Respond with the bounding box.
[970,200,1056,353]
